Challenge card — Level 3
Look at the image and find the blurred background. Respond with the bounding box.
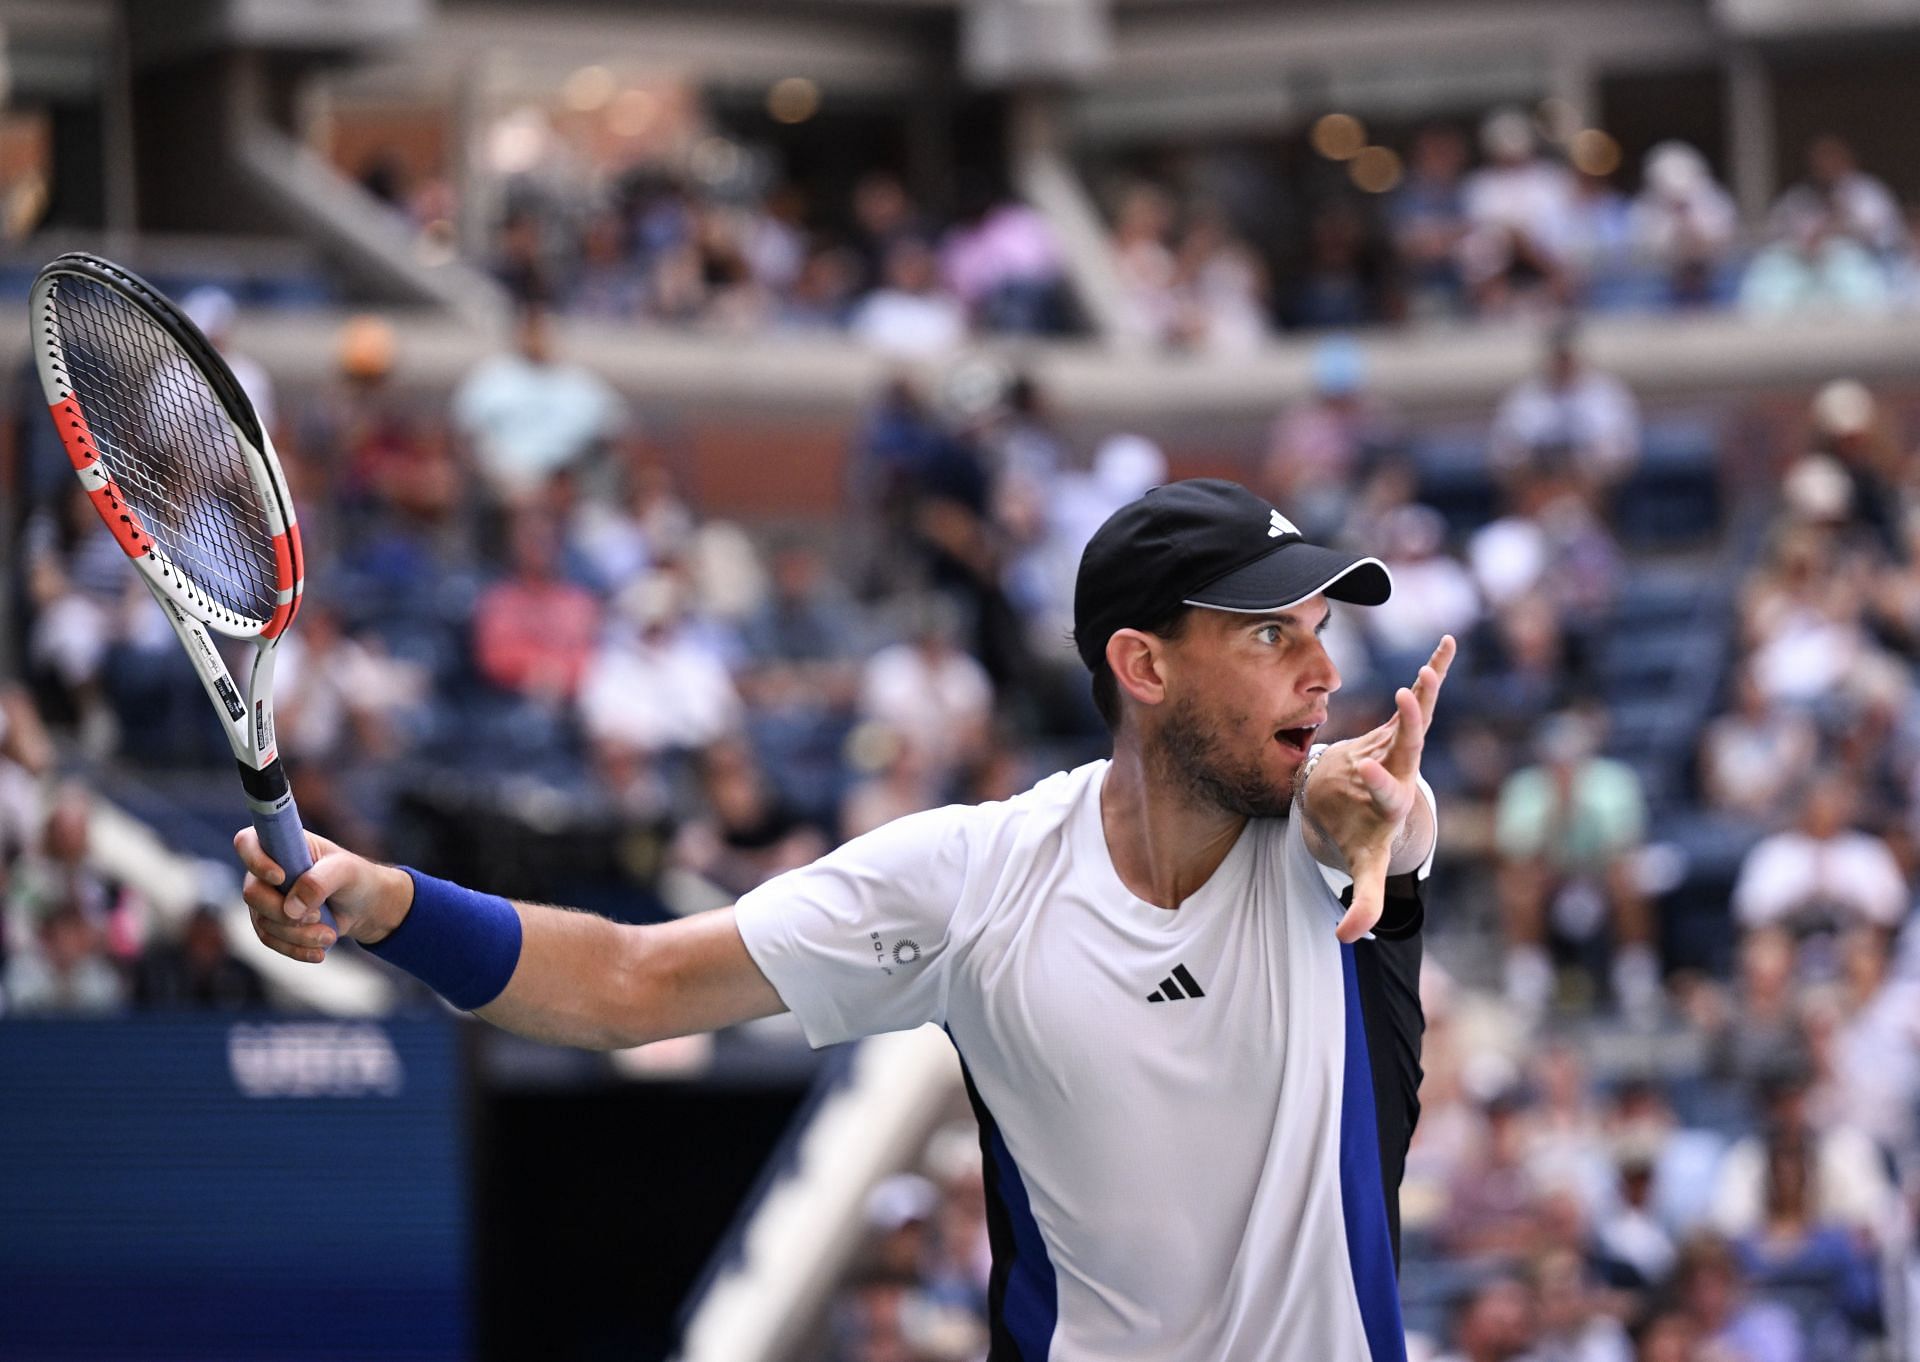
[1,0,1920,1358]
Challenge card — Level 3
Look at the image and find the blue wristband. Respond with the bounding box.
[364,868,522,1011]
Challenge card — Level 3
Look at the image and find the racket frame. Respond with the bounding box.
[30,252,332,932]
[29,252,303,777]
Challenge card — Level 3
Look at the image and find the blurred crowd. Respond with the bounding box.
[486,168,1074,354]
[7,265,1920,1356]
[463,114,1920,357]
[1108,118,1920,349]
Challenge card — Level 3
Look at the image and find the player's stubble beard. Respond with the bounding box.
[1151,693,1297,820]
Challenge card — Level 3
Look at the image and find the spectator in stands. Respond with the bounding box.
[567,207,649,321]
[1261,337,1397,541]
[1740,233,1891,318]
[22,485,148,754]
[1561,164,1634,291]
[493,209,552,305]
[1460,107,1576,316]
[1698,663,1818,826]
[1474,593,1578,751]
[182,286,276,434]
[668,738,826,902]
[1,899,124,1016]
[1002,432,1166,685]
[1809,926,1920,1156]
[1803,379,1904,561]
[301,316,461,570]
[1628,142,1738,308]
[779,243,862,332]
[472,509,602,702]
[1521,1041,1614,1221]
[1770,136,1907,261]
[840,726,940,840]
[1671,1232,1806,1362]
[738,541,865,714]
[1629,1309,1698,1362]
[580,571,741,766]
[451,304,626,505]
[1729,1130,1884,1354]
[274,604,428,765]
[1434,1274,1542,1362]
[0,687,51,885]
[1601,1076,1726,1235]
[922,1125,991,1318]
[1169,208,1269,354]
[1391,123,1472,320]
[1593,1136,1677,1289]
[1111,183,1180,347]
[1731,770,1906,939]
[1531,1248,1632,1362]
[850,238,969,360]
[940,183,1067,336]
[857,596,993,785]
[1364,504,1484,674]
[849,172,930,294]
[1699,926,1808,1094]
[1441,1088,1544,1261]
[1489,323,1641,494]
[1712,1065,1895,1247]
[1289,201,1380,330]
[1494,710,1656,1023]
[5,783,142,971]
[133,904,268,1010]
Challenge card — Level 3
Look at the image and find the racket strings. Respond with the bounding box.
[48,276,281,625]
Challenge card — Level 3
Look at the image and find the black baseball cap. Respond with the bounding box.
[1073,478,1392,672]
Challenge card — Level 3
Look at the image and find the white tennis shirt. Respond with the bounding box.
[735,759,1435,1362]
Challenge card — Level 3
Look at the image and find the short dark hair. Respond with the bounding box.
[1080,604,1194,732]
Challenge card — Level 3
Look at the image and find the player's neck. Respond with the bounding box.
[1099,743,1247,912]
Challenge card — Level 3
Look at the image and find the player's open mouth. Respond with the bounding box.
[1274,725,1320,753]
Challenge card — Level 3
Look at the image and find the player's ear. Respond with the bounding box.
[1107,628,1170,711]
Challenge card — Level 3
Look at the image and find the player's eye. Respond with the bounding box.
[1255,624,1282,645]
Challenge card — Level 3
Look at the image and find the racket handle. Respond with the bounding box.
[241,762,337,936]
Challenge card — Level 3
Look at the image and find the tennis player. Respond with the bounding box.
[238,477,1453,1362]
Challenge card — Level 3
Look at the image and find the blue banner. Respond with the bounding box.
[0,1016,468,1361]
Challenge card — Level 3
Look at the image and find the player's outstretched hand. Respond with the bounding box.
[1303,634,1456,944]
[234,827,413,964]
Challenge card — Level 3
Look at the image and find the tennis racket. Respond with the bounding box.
[29,252,334,932]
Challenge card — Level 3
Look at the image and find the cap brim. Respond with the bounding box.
[1181,542,1392,613]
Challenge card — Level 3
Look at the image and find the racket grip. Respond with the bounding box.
[241,761,337,936]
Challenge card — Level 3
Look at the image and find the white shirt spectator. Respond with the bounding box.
[579,626,742,756]
[1629,142,1738,267]
[859,640,992,774]
[1772,171,1906,258]
[1367,508,1482,655]
[1710,1123,1895,1240]
[1490,367,1641,483]
[1732,827,1908,931]
[452,353,625,500]
[850,289,968,359]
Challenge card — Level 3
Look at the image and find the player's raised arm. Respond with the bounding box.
[234,828,786,1049]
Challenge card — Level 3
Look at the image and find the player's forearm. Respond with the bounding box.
[435,898,782,1050]
[470,903,656,1049]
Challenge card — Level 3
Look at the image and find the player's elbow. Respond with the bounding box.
[596,921,694,1051]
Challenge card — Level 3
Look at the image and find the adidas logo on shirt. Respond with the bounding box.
[1146,964,1207,1003]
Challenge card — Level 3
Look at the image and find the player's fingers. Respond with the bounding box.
[233,826,285,888]
[246,899,334,962]
[1335,859,1387,943]
[1413,635,1457,727]
[1381,688,1426,779]
[279,852,358,927]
